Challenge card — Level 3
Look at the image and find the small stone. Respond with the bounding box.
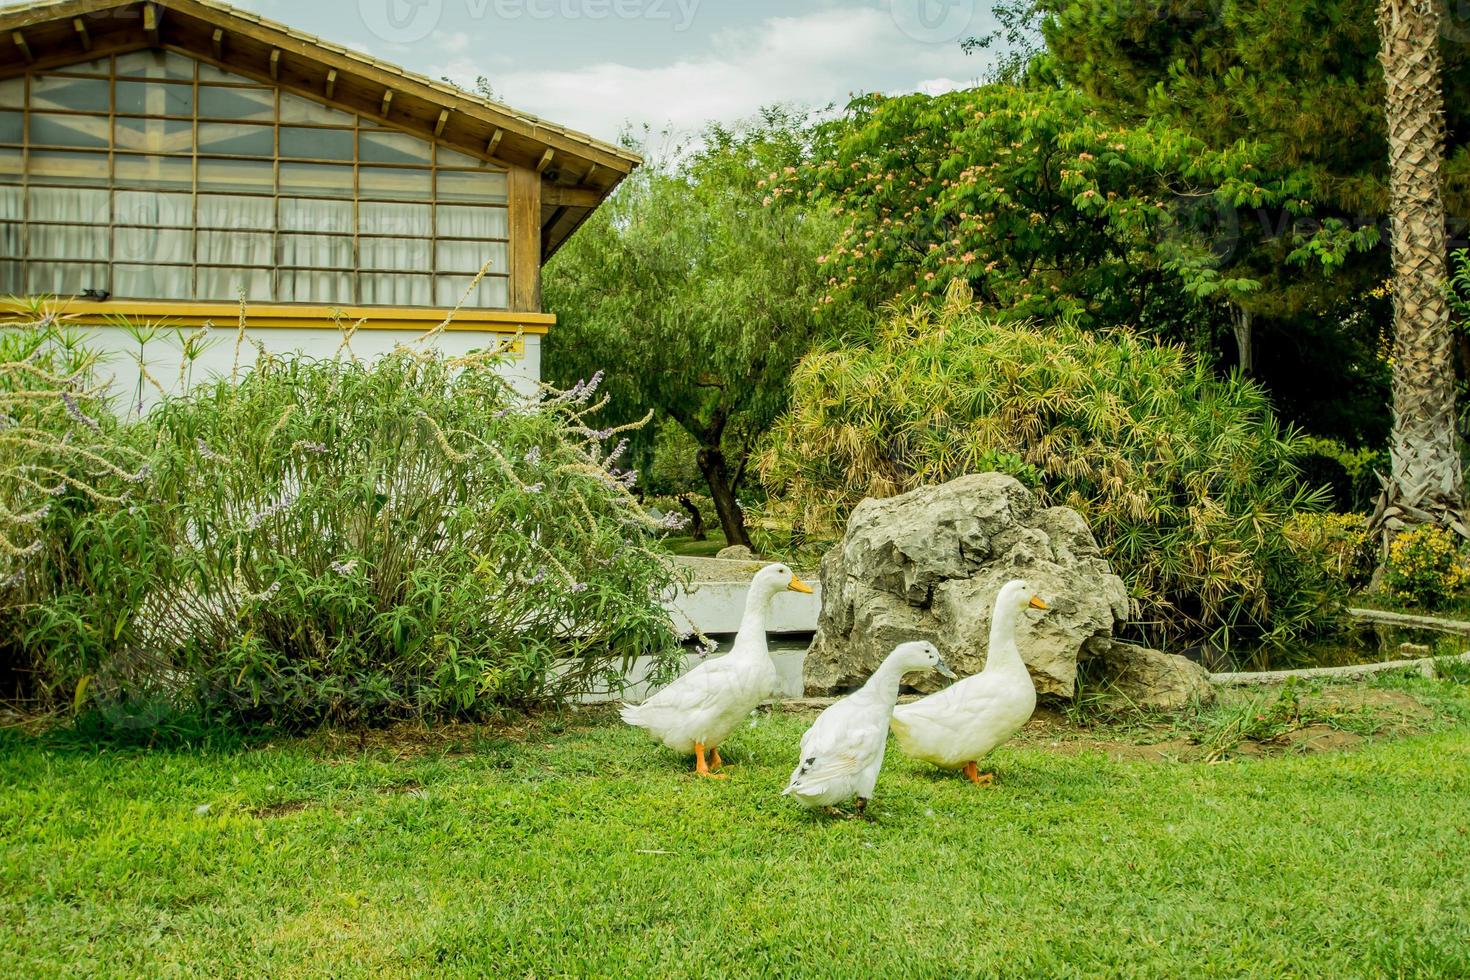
[194,804,212,816]
[1399,642,1432,656]
[716,545,756,561]
[1082,637,1216,710]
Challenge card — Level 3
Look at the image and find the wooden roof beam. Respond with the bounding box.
[11,29,32,63]
[324,68,337,99]
[73,17,91,51]
[143,3,160,46]
[434,109,450,137]
[211,27,223,60]
[269,48,280,80]
[379,88,394,117]
[536,149,555,174]
[486,129,504,156]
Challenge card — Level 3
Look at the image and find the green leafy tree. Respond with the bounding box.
[543,112,858,549]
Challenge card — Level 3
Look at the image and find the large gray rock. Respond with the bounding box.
[1082,638,1216,709]
[715,545,756,561]
[806,473,1131,696]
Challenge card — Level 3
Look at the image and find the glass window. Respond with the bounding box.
[279,162,353,199]
[28,152,110,187]
[279,94,354,126]
[30,114,110,149]
[360,237,430,269]
[198,194,274,230]
[0,79,21,110]
[435,240,508,275]
[0,111,19,144]
[280,234,353,269]
[199,86,274,121]
[360,201,430,237]
[360,131,431,164]
[114,264,192,299]
[115,51,195,81]
[114,116,193,154]
[436,205,507,239]
[437,169,509,204]
[280,198,353,234]
[29,186,109,223]
[198,266,272,300]
[198,123,274,157]
[279,269,353,303]
[0,260,21,294]
[30,76,109,112]
[197,62,256,84]
[113,154,193,191]
[436,275,508,309]
[361,272,431,306]
[0,186,20,219]
[437,146,489,169]
[30,225,109,260]
[116,80,194,117]
[280,127,353,161]
[28,262,109,295]
[114,190,193,228]
[0,221,22,253]
[199,230,273,266]
[198,158,275,195]
[114,227,193,265]
[0,149,21,184]
[360,166,430,201]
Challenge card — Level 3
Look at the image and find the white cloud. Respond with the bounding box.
[444,7,989,142]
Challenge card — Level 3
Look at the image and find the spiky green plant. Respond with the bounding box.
[757,286,1335,651]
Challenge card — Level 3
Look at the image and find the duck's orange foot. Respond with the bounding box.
[963,762,996,787]
[709,747,725,771]
[694,743,729,780]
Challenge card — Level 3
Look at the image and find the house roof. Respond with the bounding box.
[0,0,639,258]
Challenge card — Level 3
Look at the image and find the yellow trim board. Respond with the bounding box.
[12,300,554,335]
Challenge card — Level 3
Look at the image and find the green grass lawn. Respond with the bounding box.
[4,678,1470,977]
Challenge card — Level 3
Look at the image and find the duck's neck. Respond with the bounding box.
[985,605,1027,673]
[731,586,774,657]
[856,655,911,708]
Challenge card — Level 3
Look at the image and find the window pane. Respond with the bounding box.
[0,148,20,184]
[115,190,193,228]
[361,272,431,306]
[30,113,109,149]
[116,50,194,80]
[199,267,272,301]
[198,194,274,230]
[0,79,21,109]
[0,187,20,220]
[27,262,109,295]
[114,227,193,264]
[0,111,20,143]
[29,224,108,260]
[279,162,353,198]
[360,166,430,201]
[28,187,109,223]
[198,123,275,157]
[437,147,490,169]
[197,62,258,84]
[436,205,508,239]
[0,221,21,253]
[198,158,274,194]
[198,86,273,122]
[114,154,193,191]
[435,240,508,275]
[116,80,194,117]
[199,230,274,265]
[279,94,354,126]
[280,233,352,268]
[436,275,508,309]
[436,170,509,204]
[114,264,192,299]
[280,270,353,303]
[115,116,194,154]
[360,201,430,237]
[30,76,109,112]
[0,260,20,294]
[280,127,353,161]
[280,198,352,233]
[360,237,429,269]
[360,131,431,164]
[28,151,109,186]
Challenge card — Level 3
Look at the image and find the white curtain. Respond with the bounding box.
[198,230,272,266]
[0,186,20,220]
[197,194,273,230]
[279,270,353,303]
[359,237,429,270]
[114,190,192,228]
[436,205,507,239]
[198,267,271,300]
[114,264,191,299]
[360,202,431,237]
[29,186,109,223]
[280,234,352,268]
[360,273,431,306]
[27,263,108,295]
[113,227,192,265]
[435,276,507,309]
[280,198,352,234]
[29,224,109,259]
[435,240,507,275]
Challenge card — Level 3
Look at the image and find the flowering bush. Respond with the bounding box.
[22,342,686,729]
[1382,525,1470,609]
[1283,512,1375,589]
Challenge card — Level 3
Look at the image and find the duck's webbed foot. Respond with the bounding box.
[963,761,995,787]
[854,797,871,820]
[709,746,725,771]
[694,742,728,780]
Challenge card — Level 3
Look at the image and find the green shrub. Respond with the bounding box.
[1283,512,1375,590]
[1382,525,1470,609]
[756,287,1336,651]
[23,344,685,729]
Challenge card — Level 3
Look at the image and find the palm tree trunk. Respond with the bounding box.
[1376,0,1466,534]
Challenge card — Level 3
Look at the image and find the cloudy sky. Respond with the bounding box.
[217,0,1002,142]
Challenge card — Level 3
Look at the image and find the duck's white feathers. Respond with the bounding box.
[890,669,1036,769]
[620,649,777,754]
[782,696,891,807]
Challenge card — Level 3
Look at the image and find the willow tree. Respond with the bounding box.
[1374,0,1465,531]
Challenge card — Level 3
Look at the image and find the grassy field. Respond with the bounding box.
[4,677,1470,977]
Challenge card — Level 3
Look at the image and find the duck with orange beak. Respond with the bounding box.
[622,563,814,777]
[890,580,1048,786]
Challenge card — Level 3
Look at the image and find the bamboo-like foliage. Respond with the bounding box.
[14,337,684,729]
[757,286,1334,650]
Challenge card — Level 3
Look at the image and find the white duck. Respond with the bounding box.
[622,563,813,778]
[890,579,1047,786]
[782,641,954,816]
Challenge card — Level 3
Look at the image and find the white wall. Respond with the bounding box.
[77,324,543,412]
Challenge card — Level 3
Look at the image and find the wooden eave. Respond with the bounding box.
[0,0,638,259]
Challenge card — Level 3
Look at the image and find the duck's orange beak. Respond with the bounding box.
[1029,596,1049,610]
[788,575,814,594]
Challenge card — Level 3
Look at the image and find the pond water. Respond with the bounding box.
[1224,623,1470,673]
